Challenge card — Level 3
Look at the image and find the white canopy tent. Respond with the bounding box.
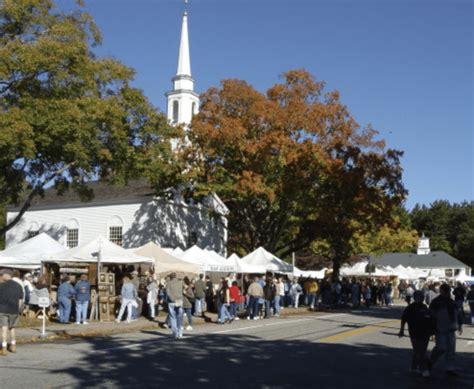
[227,253,240,261]
[178,245,238,273]
[341,261,396,277]
[47,236,153,264]
[133,242,200,276]
[240,247,293,274]
[0,233,65,270]
[455,273,474,283]
[293,267,327,279]
[391,265,415,279]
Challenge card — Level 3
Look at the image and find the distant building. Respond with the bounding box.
[417,232,430,255]
[371,234,471,277]
[5,9,229,255]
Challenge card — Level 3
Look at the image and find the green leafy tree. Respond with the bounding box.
[0,0,182,235]
[352,225,419,256]
[182,69,406,277]
[411,200,474,268]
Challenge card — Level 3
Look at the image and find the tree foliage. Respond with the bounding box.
[411,200,474,268]
[182,69,407,276]
[352,225,418,256]
[0,0,182,234]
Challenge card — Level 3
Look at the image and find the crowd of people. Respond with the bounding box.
[1,266,473,357]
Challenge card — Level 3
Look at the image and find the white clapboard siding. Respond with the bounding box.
[6,197,227,255]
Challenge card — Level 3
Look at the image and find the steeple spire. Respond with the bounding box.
[165,0,199,127]
[176,8,191,77]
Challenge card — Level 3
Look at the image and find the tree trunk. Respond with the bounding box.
[331,256,342,282]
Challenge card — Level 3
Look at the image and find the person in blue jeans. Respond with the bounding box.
[263,278,275,319]
[166,273,184,339]
[57,276,75,323]
[183,277,195,330]
[74,274,90,324]
[217,280,233,324]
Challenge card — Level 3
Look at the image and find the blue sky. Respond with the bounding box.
[77,0,472,209]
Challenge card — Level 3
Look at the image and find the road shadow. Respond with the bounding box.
[55,330,473,389]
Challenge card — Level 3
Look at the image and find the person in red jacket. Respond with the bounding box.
[229,281,241,320]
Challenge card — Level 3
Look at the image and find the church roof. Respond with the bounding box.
[8,179,155,210]
[370,251,469,269]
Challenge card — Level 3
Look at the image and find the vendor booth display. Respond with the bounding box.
[97,272,116,321]
[0,232,64,270]
[44,236,153,321]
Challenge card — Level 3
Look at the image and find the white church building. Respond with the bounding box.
[6,9,229,255]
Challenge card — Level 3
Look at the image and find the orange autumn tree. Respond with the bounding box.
[182,69,406,278]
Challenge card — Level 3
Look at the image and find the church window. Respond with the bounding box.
[67,228,79,248]
[108,216,124,246]
[173,100,179,123]
[66,219,79,248]
[192,102,196,116]
[109,226,123,246]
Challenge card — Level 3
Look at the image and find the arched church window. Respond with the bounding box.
[66,219,79,248]
[108,216,124,246]
[173,100,179,123]
[192,102,196,116]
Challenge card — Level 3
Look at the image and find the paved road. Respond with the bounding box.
[1,307,473,388]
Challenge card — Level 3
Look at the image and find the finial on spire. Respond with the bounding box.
[184,0,188,15]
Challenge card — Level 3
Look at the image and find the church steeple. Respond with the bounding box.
[166,2,199,127]
[176,11,191,77]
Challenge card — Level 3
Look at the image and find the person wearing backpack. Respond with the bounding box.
[398,290,435,378]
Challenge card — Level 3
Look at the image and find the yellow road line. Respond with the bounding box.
[318,320,400,343]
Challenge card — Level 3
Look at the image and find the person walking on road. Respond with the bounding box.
[466,284,474,325]
[290,280,303,308]
[453,282,466,323]
[0,269,24,356]
[74,274,90,325]
[166,273,184,339]
[398,290,435,377]
[57,276,75,324]
[429,283,463,376]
